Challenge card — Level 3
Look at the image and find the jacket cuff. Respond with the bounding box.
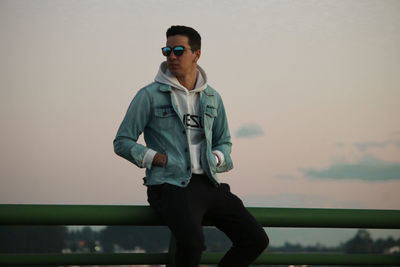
[142,149,157,169]
[212,150,225,167]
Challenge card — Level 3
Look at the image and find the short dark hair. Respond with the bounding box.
[166,25,201,52]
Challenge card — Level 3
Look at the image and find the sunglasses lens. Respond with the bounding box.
[162,47,171,57]
[173,46,185,56]
[162,46,186,57]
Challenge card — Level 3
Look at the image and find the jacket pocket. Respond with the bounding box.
[165,152,178,174]
[204,105,217,130]
[205,105,217,117]
[149,151,177,178]
[154,106,177,130]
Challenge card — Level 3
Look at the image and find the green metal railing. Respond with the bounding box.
[0,204,399,266]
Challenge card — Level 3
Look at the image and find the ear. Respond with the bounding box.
[194,49,201,62]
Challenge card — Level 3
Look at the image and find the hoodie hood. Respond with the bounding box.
[155,61,208,92]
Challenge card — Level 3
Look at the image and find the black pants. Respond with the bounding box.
[147,174,269,267]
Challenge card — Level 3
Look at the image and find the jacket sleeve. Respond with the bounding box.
[212,95,233,172]
[113,88,152,168]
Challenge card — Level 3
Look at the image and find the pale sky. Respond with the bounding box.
[1,0,399,246]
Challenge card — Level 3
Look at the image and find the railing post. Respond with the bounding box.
[166,233,177,267]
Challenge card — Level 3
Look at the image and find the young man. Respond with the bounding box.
[114,25,268,267]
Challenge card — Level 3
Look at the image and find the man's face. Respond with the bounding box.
[165,35,200,78]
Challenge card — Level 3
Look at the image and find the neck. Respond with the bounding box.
[176,67,197,91]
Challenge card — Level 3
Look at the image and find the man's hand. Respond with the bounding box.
[152,153,168,168]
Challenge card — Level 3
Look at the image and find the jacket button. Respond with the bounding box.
[182,130,186,135]
[187,166,190,170]
[163,111,168,116]
[184,148,188,152]
[181,181,186,185]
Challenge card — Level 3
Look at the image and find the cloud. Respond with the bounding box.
[302,155,400,182]
[235,123,264,138]
[335,142,345,147]
[353,141,388,152]
[353,139,400,152]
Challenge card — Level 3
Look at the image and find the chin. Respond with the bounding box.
[168,67,181,76]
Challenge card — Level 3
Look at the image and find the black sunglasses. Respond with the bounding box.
[161,46,189,57]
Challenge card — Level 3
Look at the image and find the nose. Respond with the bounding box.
[168,52,177,60]
[168,52,178,60]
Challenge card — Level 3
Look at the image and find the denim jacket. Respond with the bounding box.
[113,82,233,187]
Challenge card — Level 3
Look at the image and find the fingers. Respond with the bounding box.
[152,153,168,168]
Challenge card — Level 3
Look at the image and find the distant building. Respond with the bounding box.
[386,246,400,254]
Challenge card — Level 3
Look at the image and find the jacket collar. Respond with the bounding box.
[203,86,215,96]
[159,84,171,92]
[159,83,214,96]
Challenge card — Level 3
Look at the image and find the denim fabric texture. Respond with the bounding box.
[113,82,233,187]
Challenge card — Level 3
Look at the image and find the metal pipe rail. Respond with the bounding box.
[1,204,400,228]
[0,204,400,266]
[0,252,399,266]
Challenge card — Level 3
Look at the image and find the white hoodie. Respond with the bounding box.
[143,62,224,174]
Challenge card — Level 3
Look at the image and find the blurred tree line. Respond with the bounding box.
[0,226,66,253]
[1,226,399,255]
[68,226,231,253]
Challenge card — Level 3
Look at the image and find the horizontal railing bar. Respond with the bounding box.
[207,252,400,266]
[0,205,161,226]
[0,253,399,266]
[0,253,168,266]
[251,253,400,266]
[1,204,400,229]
